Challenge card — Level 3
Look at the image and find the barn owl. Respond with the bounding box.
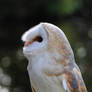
[21,23,87,92]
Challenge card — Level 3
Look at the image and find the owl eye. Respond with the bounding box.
[24,36,43,47]
[33,36,43,43]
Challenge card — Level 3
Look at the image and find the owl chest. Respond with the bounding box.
[27,61,65,92]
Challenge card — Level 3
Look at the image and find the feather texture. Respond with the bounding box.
[61,64,87,92]
[22,22,87,92]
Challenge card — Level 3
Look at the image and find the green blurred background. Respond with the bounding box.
[0,0,92,92]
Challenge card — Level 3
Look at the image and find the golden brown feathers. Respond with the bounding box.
[22,23,87,92]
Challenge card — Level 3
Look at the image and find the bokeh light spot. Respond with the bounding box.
[0,68,11,86]
[1,75,11,86]
[77,47,86,58]
[0,86,9,92]
[16,49,24,60]
[1,56,11,68]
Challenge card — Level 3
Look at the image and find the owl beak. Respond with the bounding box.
[24,41,32,47]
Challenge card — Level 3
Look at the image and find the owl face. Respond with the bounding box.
[22,24,49,57]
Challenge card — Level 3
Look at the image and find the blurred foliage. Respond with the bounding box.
[47,0,82,15]
[0,0,92,92]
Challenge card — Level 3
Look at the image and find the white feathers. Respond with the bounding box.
[22,23,48,55]
[21,25,40,42]
[22,22,74,92]
[62,79,70,92]
[21,23,47,42]
[62,79,67,90]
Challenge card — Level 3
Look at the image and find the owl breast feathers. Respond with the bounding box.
[22,23,87,92]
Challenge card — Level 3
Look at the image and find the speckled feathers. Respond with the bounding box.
[22,23,87,92]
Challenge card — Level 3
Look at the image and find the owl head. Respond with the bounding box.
[22,23,74,63]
